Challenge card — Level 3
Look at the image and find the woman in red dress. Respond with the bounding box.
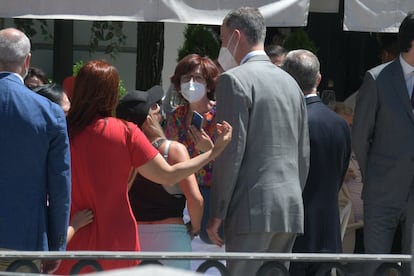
[54,60,232,275]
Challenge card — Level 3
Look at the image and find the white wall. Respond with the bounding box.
[161,22,186,93]
[72,20,139,93]
[2,19,186,95]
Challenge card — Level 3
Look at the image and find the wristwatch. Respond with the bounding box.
[186,221,199,236]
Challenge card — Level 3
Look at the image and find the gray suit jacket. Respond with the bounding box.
[211,54,310,234]
[352,58,414,208]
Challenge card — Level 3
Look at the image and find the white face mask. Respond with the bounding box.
[218,32,239,71]
[180,80,206,103]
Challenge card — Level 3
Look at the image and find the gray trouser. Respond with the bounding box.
[363,190,414,275]
[224,231,296,276]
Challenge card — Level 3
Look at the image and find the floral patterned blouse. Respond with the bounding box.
[165,104,216,187]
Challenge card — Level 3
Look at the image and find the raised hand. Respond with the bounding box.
[211,121,232,158]
[188,126,214,153]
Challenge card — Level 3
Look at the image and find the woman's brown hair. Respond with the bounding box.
[67,60,119,138]
[170,54,220,101]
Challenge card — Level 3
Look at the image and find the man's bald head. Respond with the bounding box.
[0,28,31,76]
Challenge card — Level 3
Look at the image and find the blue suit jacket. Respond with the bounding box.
[293,96,351,253]
[0,72,71,251]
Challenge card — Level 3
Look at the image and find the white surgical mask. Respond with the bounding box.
[218,32,239,71]
[180,80,206,103]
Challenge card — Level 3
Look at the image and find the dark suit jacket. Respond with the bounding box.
[293,96,351,253]
[352,58,414,208]
[0,72,71,251]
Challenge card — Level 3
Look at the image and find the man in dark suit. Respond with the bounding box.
[0,28,71,272]
[206,7,310,275]
[283,49,351,275]
[352,12,414,274]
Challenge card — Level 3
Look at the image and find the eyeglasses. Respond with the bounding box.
[180,74,205,83]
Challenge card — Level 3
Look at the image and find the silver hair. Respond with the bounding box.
[223,6,266,45]
[0,28,31,69]
[282,49,320,93]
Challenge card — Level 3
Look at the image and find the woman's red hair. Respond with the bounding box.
[67,60,119,138]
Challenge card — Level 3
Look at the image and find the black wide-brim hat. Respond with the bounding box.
[116,85,164,127]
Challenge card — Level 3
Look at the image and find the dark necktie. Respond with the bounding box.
[411,85,414,109]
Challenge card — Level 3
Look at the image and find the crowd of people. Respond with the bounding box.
[1,6,414,276]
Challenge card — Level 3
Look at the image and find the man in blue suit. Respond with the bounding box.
[0,28,71,272]
[283,49,351,276]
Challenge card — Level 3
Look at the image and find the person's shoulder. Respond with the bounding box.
[163,140,190,162]
[368,62,390,74]
[170,104,187,117]
[324,106,351,129]
[368,59,397,79]
[168,140,189,156]
[174,104,186,112]
[19,85,64,117]
[108,117,138,131]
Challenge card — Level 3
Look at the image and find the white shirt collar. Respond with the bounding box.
[305,93,318,99]
[240,50,267,65]
[399,55,414,77]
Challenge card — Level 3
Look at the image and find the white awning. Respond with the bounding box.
[2,0,413,32]
[0,0,310,27]
[344,0,413,32]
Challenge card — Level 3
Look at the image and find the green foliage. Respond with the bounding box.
[89,21,127,59]
[283,28,318,54]
[14,19,126,59]
[118,79,127,99]
[177,25,220,61]
[72,60,85,76]
[14,19,53,41]
[72,60,126,99]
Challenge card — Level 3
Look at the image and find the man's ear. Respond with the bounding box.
[233,29,241,41]
[316,73,322,88]
[21,53,31,77]
[24,53,31,69]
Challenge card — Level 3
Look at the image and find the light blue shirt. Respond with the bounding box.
[399,55,414,97]
[240,50,267,65]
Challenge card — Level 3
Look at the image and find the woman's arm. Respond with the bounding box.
[137,121,232,185]
[167,142,203,238]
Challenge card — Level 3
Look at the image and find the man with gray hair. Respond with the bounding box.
[0,28,71,272]
[283,49,351,276]
[207,7,310,275]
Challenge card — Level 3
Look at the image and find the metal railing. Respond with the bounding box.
[0,251,411,275]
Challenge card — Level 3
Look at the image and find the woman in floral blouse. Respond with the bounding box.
[165,53,222,244]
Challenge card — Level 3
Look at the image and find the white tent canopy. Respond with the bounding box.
[1,0,413,32]
[1,0,310,27]
[344,0,413,32]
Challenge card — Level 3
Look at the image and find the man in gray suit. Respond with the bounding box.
[206,7,310,275]
[352,11,414,274]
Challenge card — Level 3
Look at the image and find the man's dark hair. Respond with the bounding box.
[265,44,287,59]
[398,11,414,53]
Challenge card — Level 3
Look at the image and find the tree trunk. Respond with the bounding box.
[135,22,164,90]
